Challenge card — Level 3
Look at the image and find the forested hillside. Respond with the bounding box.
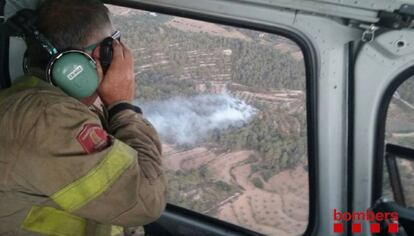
[112,11,305,101]
[111,7,309,235]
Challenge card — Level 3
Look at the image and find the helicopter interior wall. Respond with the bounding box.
[4,0,40,17]
[8,37,25,82]
[3,0,42,85]
[353,29,414,219]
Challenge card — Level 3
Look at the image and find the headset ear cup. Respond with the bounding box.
[48,50,99,99]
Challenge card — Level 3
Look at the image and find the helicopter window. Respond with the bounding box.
[109,5,309,235]
[383,77,414,207]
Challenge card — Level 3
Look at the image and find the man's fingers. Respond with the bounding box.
[121,42,133,62]
[92,46,101,60]
[95,60,104,83]
[112,39,124,60]
[97,40,135,106]
[120,41,130,56]
[91,46,104,84]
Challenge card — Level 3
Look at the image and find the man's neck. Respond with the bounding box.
[81,94,99,106]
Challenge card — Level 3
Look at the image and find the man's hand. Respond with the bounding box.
[93,40,135,107]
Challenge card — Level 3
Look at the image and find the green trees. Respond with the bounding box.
[112,12,307,186]
[166,168,239,212]
[252,177,264,189]
[206,102,307,180]
[112,12,305,102]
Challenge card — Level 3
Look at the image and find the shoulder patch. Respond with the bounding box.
[76,124,109,154]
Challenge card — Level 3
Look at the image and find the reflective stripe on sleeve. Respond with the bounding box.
[22,206,123,236]
[95,224,124,236]
[51,140,135,212]
[111,226,124,236]
[22,206,87,236]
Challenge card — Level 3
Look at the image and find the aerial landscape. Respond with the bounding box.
[109,5,309,235]
[110,5,414,235]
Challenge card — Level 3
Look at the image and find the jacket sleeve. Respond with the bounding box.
[105,106,167,226]
[13,97,167,227]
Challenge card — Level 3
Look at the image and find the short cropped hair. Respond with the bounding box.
[26,0,111,70]
[38,0,111,49]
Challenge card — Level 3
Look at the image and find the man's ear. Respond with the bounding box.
[92,47,104,84]
[92,45,101,60]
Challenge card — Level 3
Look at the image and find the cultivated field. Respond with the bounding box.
[164,145,309,236]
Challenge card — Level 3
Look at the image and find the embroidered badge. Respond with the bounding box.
[76,124,109,154]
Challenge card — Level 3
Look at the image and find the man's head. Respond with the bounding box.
[38,0,112,49]
[26,0,113,70]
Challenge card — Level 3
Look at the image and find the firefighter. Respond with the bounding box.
[0,0,167,235]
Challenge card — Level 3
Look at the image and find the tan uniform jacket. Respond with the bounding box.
[0,77,167,236]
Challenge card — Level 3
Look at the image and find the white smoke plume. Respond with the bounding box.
[137,93,257,145]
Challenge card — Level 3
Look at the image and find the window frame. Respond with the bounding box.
[384,143,414,206]
[373,66,414,204]
[103,1,319,235]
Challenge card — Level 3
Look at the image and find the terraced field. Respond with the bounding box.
[158,70,308,235]
[164,144,308,236]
